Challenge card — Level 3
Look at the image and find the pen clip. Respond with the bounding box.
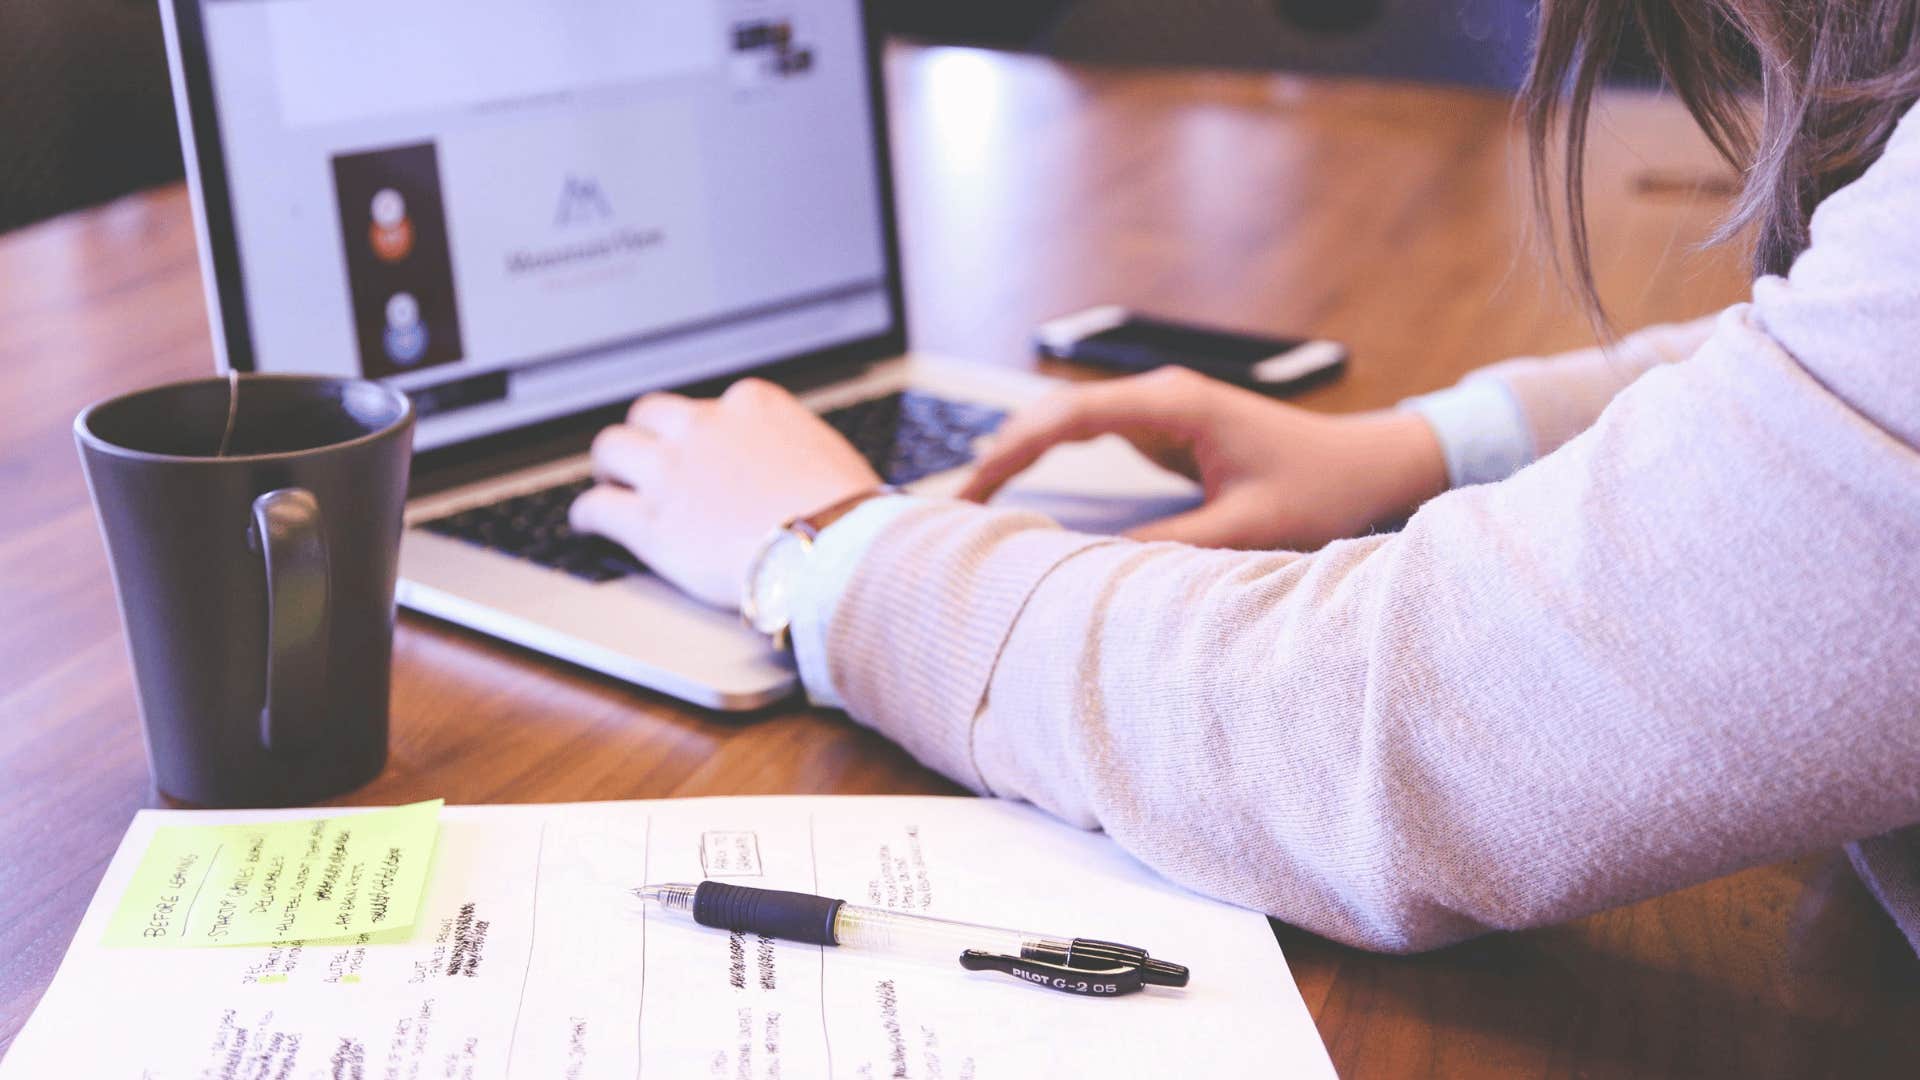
[958,950,1147,996]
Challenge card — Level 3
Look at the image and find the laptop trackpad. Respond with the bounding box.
[981,434,1202,536]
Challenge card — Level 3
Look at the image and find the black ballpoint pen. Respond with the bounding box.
[633,880,1190,997]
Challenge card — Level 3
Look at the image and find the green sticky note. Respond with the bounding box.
[103,800,443,948]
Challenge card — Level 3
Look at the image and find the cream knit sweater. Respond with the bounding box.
[792,103,1920,952]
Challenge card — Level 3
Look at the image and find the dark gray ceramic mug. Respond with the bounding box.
[75,374,414,807]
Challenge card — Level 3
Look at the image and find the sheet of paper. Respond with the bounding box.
[101,798,442,948]
[2,796,1336,1078]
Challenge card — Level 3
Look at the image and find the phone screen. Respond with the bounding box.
[1041,311,1345,389]
[1079,317,1308,366]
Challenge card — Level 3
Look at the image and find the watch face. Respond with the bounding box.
[746,532,807,635]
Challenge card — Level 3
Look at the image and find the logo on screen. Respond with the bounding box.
[554,175,614,227]
[383,291,428,365]
[369,188,415,262]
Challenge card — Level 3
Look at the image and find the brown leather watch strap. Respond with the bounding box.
[789,485,899,541]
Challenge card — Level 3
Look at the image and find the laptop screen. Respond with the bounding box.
[165,0,901,452]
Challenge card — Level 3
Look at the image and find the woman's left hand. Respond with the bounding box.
[569,378,881,609]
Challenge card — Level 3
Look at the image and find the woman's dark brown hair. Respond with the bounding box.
[1523,0,1920,319]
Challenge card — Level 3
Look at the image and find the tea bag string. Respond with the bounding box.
[217,368,239,457]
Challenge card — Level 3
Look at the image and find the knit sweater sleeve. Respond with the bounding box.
[1401,318,1715,490]
[1466,316,1716,457]
[807,108,1920,952]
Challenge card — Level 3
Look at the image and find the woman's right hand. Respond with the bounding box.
[959,366,1450,551]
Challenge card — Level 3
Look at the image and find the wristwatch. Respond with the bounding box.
[740,486,896,651]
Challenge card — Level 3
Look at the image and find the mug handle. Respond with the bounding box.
[251,488,330,751]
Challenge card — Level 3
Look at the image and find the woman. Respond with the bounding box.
[570,1,1920,953]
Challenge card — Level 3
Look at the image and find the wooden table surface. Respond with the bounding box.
[3,43,1916,1077]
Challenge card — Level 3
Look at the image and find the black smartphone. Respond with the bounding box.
[1034,306,1347,392]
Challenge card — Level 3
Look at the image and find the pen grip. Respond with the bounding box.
[692,882,844,946]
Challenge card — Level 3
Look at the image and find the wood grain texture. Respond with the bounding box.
[2,43,1915,1077]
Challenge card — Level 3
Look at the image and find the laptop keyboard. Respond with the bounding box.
[417,390,1005,584]
[419,477,644,583]
[822,390,1006,485]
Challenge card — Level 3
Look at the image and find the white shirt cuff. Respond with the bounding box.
[788,494,925,709]
[1399,378,1538,489]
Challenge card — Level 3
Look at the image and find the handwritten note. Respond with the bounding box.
[101,799,442,948]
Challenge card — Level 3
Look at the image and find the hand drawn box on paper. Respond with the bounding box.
[699,831,763,877]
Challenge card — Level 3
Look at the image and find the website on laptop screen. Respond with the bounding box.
[187,0,894,450]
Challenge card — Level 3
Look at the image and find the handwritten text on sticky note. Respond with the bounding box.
[103,800,442,948]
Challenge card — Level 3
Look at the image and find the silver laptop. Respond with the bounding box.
[159,0,1199,709]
